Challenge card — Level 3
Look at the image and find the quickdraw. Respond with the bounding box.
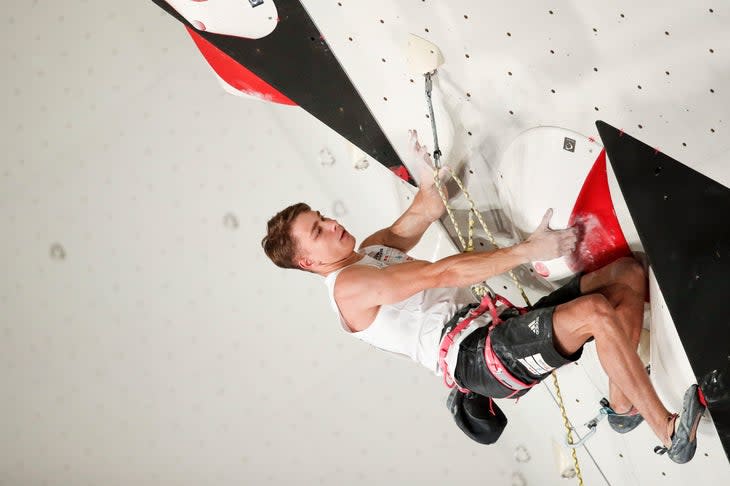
[565,399,613,449]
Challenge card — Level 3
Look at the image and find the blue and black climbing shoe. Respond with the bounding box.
[654,384,708,464]
[602,397,644,434]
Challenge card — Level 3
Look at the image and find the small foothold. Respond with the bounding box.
[353,157,369,170]
[332,200,347,217]
[223,213,239,230]
[514,445,531,463]
[319,148,336,167]
[511,471,527,486]
[50,243,66,260]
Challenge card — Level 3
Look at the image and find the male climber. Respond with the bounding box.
[261,131,706,463]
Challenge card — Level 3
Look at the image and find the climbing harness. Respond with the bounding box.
[437,291,534,396]
[423,71,587,486]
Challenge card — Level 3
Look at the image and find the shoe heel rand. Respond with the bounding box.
[697,387,708,407]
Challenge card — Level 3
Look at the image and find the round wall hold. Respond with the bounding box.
[50,243,66,261]
[353,157,369,170]
[350,143,370,170]
[319,148,336,166]
[223,212,239,230]
[511,471,527,486]
[514,444,531,463]
[332,200,347,217]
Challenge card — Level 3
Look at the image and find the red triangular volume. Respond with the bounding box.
[567,149,631,273]
[186,27,296,106]
[151,0,414,186]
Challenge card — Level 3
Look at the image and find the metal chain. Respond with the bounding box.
[423,72,583,485]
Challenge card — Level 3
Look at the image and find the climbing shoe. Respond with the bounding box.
[605,404,644,434]
[601,398,644,433]
[654,384,707,464]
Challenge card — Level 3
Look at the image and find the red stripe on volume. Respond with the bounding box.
[567,149,631,273]
[698,387,708,408]
[389,165,412,183]
[185,27,297,106]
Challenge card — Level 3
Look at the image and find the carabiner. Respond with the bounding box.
[565,406,611,449]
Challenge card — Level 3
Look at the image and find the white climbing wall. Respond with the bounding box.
[1,1,728,485]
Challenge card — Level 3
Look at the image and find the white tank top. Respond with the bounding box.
[324,245,478,375]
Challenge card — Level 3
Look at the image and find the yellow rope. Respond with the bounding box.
[431,165,584,485]
[552,372,584,485]
[432,167,531,304]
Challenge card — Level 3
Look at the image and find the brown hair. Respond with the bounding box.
[261,202,311,270]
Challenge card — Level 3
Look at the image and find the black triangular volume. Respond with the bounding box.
[597,120,730,459]
[151,0,414,185]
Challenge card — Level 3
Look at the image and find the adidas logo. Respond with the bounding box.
[528,317,540,335]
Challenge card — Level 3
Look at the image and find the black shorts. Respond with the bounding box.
[453,274,584,399]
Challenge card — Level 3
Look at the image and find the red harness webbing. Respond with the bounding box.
[438,292,537,399]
